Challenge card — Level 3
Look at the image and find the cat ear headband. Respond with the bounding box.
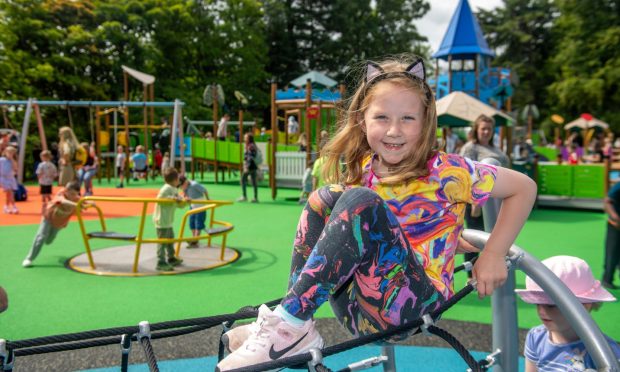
[363,58,432,100]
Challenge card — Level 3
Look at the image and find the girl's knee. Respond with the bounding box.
[338,187,382,206]
[308,184,345,209]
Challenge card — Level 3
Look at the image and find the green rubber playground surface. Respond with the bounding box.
[0,174,618,343]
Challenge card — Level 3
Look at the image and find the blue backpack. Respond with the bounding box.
[14,184,27,202]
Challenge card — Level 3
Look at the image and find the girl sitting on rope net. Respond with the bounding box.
[216,54,537,371]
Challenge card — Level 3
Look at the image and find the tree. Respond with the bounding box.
[477,0,558,109]
[547,0,620,130]
[262,0,431,84]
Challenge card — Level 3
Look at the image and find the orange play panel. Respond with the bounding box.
[0,186,158,226]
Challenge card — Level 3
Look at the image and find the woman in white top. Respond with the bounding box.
[459,114,510,276]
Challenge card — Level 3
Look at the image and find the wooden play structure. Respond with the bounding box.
[186,115,258,183]
[71,196,236,276]
[185,85,261,183]
[269,74,343,199]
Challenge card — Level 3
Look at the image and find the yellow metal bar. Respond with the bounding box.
[76,201,94,269]
[76,198,107,269]
[208,208,215,247]
[175,204,216,256]
[74,196,231,205]
[176,213,189,255]
[220,235,227,260]
[74,196,234,273]
[132,202,149,273]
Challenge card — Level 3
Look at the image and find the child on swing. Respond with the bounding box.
[216,55,538,371]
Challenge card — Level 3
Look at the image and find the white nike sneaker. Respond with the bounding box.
[222,322,257,353]
[216,304,324,371]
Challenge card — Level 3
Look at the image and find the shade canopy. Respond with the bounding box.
[436,91,513,127]
[290,71,337,90]
[122,65,155,85]
[564,117,609,130]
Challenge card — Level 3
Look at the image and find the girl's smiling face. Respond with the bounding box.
[363,81,424,175]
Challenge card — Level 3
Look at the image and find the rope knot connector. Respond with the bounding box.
[138,321,151,340]
[421,314,435,337]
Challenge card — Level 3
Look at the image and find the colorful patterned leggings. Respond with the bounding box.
[281,186,444,337]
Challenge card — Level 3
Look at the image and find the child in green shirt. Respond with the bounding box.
[153,167,187,271]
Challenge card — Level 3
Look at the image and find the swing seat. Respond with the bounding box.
[205,226,234,235]
[88,231,137,241]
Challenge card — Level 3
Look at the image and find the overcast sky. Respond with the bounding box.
[414,0,504,53]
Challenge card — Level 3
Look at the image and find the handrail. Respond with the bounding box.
[75,197,234,273]
[176,203,215,249]
[462,229,620,372]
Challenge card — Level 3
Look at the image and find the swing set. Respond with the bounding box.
[0,99,185,184]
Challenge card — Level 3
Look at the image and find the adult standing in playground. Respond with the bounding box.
[217,113,230,141]
[603,181,620,289]
[77,142,98,196]
[288,115,299,137]
[459,114,510,276]
[57,126,80,187]
[237,133,259,203]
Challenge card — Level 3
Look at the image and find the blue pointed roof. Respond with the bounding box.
[431,0,494,60]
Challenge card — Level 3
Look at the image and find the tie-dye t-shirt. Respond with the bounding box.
[361,151,497,299]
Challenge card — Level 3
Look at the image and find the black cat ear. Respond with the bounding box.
[405,59,426,81]
[366,62,384,83]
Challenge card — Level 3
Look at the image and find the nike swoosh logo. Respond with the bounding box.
[268,331,308,360]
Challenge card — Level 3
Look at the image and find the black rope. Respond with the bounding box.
[153,324,210,340]
[9,326,138,350]
[14,336,126,357]
[7,307,265,350]
[120,334,131,372]
[454,256,479,273]
[224,284,475,372]
[139,337,160,372]
[2,285,483,372]
[426,325,486,371]
[11,322,251,358]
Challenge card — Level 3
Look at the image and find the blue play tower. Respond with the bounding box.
[429,0,513,108]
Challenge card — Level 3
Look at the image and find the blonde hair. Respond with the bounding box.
[3,145,17,157]
[322,55,437,185]
[58,126,79,155]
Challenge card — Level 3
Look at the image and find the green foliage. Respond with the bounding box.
[479,0,620,134]
[262,0,430,83]
[1,0,431,140]
[477,0,558,111]
[548,0,620,131]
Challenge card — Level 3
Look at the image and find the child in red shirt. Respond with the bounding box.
[22,180,89,267]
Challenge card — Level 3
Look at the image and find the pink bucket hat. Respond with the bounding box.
[515,255,617,305]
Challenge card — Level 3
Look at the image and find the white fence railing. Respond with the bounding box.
[275,151,306,188]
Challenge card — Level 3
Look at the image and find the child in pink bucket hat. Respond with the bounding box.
[515,255,620,372]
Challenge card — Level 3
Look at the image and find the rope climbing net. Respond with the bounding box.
[0,262,497,372]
